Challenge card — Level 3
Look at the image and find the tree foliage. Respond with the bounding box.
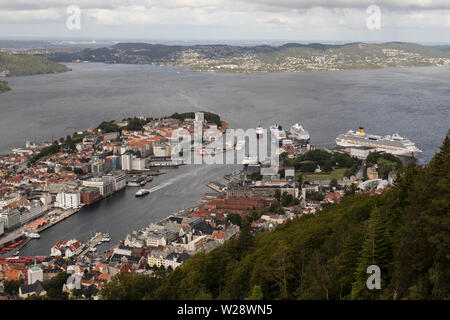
[100,133,450,300]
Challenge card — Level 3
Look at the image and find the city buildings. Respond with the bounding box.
[55,191,81,209]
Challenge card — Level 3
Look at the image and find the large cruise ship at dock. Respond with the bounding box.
[335,127,422,156]
[290,123,310,144]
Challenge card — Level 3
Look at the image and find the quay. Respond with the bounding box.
[78,232,110,257]
[206,181,226,193]
[35,208,81,233]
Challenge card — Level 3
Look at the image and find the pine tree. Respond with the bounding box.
[351,206,392,299]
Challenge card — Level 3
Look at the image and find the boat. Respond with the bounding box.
[26,233,40,239]
[270,124,286,147]
[290,123,310,144]
[135,189,150,197]
[256,125,264,139]
[335,127,422,156]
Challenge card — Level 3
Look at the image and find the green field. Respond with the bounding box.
[302,168,347,181]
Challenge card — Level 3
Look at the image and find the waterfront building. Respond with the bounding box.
[131,157,146,171]
[82,178,114,197]
[25,201,43,221]
[153,143,170,157]
[80,187,101,205]
[103,171,126,192]
[121,151,146,171]
[55,191,81,209]
[121,152,132,170]
[51,239,84,257]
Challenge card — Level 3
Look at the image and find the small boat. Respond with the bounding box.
[256,125,264,139]
[28,233,41,239]
[135,189,150,197]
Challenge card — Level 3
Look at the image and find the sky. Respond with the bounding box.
[0,0,449,43]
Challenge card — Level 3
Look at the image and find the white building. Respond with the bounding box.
[26,201,42,220]
[350,147,376,160]
[103,172,126,192]
[131,157,146,171]
[195,112,204,123]
[153,144,170,157]
[0,220,4,236]
[121,152,146,171]
[55,191,81,209]
[121,153,132,171]
[28,264,44,285]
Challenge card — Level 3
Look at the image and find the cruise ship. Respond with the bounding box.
[270,124,287,147]
[335,127,422,156]
[290,123,310,144]
[256,125,264,139]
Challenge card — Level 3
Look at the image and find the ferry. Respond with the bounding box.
[335,127,422,156]
[135,189,150,197]
[24,232,40,239]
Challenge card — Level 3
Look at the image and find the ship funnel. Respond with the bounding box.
[358,127,365,134]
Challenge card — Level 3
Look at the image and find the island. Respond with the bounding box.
[0,80,10,93]
[0,52,71,92]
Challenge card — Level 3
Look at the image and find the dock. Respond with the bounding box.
[78,232,110,257]
[35,208,81,233]
[206,181,226,193]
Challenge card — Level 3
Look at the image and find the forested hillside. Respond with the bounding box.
[0,52,70,76]
[101,132,450,300]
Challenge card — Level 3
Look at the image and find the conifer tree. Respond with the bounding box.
[351,206,392,299]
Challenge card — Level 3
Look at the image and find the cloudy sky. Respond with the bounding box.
[0,0,449,43]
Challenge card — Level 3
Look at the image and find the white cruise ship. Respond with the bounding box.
[256,125,264,139]
[336,127,422,156]
[270,124,287,140]
[290,123,310,143]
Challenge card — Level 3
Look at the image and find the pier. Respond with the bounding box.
[78,232,110,257]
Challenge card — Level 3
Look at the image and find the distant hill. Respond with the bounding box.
[0,52,70,77]
[46,42,450,73]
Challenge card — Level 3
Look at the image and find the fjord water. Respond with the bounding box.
[1,63,449,255]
